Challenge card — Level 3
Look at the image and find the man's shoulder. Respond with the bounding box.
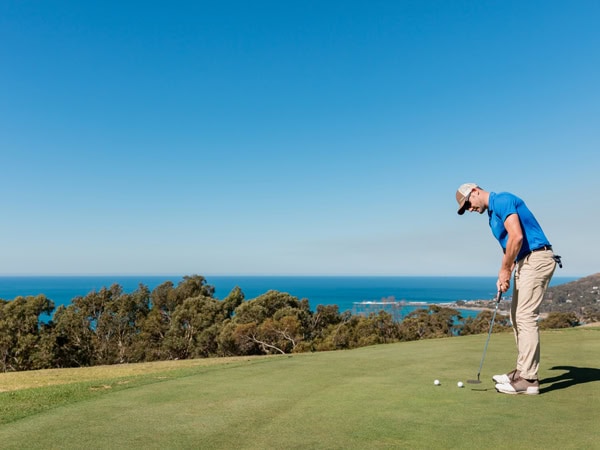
[490,192,521,214]
[491,191,520,203]
[493,191,517,198]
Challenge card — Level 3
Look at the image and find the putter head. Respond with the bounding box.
[467,374,482,384]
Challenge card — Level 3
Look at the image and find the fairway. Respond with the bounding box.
[1,328,598,449]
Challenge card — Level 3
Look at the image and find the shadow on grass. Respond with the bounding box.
[540,366,600,393]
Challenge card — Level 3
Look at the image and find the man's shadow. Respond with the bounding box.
[540,366,600,393]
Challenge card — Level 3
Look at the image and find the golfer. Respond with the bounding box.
[456,183,559,395]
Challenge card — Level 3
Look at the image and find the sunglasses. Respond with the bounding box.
[463,192,472,210]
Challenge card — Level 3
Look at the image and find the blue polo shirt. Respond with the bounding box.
[488,192,551,261]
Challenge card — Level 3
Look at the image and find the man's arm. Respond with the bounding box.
[498,213,523,292]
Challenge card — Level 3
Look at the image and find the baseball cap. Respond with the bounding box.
[456,183,478,215]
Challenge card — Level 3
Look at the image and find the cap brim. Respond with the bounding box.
[457,202,467,215]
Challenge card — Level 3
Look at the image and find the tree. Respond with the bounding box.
[244,315,304,355]
[218,291,311,356]
[294,304,345,352]
[175,275,215,299]
[137,275,217,361]
[460,310,511,336]
[65,283,151,365]
[311,311,350,351]
[399,306,463,341]
[222,286,244,318]
[232,290,309,324]
[540,312,579,329]
[312,310,401,351]
[96,284,150,364]
[0,295,54,372]
[163,296,227,359]
[44,304,94,368]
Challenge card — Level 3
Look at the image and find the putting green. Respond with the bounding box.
[0,328,597,449]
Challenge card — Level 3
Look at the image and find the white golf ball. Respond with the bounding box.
[434,379,440,386]
[457,381,464,388]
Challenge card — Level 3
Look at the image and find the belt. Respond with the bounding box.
[531,245,552,253]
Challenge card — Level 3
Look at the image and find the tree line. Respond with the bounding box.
[0,275,578,373]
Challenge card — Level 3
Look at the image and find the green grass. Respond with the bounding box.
[0,357,269,425]
[0,328,598,449]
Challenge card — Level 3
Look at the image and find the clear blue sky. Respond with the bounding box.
[1,1,598,277]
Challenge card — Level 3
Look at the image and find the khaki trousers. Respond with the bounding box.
[511,249,556,380]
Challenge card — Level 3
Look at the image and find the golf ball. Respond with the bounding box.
[434,379,440,386]
[457,381,464,388]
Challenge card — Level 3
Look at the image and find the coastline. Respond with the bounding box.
[440,300,510,315]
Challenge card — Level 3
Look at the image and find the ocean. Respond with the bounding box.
[0,275,577,319]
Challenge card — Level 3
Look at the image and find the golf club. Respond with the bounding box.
[467,290,503,384]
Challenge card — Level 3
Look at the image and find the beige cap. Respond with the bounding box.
[456,183,478,215]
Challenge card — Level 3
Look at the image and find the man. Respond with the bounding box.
[456,183,558,395]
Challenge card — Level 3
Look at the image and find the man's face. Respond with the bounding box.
[465,189,487,214]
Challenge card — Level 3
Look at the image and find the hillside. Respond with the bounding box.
[542,273,600,321]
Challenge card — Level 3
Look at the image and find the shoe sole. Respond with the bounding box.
[495,386,539,395]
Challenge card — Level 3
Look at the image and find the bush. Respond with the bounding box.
[540,312,579,329]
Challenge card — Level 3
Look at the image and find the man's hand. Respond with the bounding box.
[498,268,512,292]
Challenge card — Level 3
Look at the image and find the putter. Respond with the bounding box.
[467,290,503,384]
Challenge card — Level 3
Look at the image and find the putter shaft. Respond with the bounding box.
[473,291,502,381]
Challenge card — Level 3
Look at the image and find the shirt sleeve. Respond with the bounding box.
[493,193,519,222]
